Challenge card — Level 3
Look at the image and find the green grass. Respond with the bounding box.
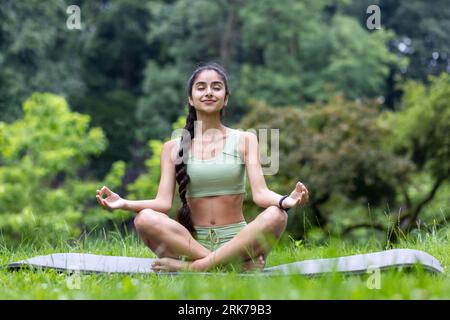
[0,227,449,300]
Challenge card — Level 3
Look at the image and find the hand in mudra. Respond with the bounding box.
[96,186,125,211]
[282,181,309,209]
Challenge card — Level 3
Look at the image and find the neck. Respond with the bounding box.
[194,112,225,137]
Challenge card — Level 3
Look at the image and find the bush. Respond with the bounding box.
[0,93,127,244]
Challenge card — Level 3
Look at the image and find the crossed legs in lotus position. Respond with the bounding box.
[134,206,288,272]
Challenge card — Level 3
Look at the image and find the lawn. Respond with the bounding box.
[0,227,449,300]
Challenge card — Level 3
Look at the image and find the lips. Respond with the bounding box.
[203,100,216,103]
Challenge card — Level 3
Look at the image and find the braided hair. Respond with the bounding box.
[175,63,230,234]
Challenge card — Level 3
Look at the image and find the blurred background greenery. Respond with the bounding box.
[0,0,448,246]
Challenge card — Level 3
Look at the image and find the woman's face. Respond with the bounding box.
[189,69,228,114]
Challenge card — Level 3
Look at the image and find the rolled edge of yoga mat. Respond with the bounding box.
[263,249,444,276]
[6,253,157,274]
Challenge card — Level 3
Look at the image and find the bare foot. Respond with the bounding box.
[242,255,266,272]
[151,257,192,272]
[151,256,266,273]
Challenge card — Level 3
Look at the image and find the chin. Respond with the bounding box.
[198,107,222,114]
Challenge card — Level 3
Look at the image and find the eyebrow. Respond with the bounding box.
[195,81,224,86]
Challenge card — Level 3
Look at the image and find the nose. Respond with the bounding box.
[205,86,213,96]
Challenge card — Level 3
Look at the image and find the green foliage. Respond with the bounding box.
[103,161,127,190]
[80,0,152,91]
[239,97,415,237]
[72,89,138,177]
[171,114,188,132]
[136,62,186,141]
[236,1,402,105]
[127,140,163,201]
[241,98,412,204]
[0,93,126,243]
[0,0,85,122]
[371,73,450,237]
[343,0,450,81]
[381,73,450,180]
[0,0,153,176]
[322,16,402,99]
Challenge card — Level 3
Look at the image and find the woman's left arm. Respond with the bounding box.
[241,131,309,210]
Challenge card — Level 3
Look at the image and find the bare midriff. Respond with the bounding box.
[185,128,246,227]
[187,194,245,227]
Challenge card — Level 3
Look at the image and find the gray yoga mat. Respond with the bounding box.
[5,249,444,276]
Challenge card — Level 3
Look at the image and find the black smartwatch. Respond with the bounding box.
[278,195,290,212]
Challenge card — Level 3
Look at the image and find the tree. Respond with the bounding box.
[0,93,127,243]
[238,98,414,239]
[341,0,450,107]
[136,62,187,142]
[69,0,156,179]
[0,0,85,122]
[380,73,450,240]
[237,0,402,105]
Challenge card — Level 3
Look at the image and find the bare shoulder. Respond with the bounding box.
[237,130,258,158]
[239,130,258,145]
[162,139,180,164]
[164,138,179,150]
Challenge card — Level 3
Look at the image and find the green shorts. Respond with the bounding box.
[194,221,247,251]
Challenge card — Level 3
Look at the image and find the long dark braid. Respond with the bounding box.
[175,63,230,234]
[175,105,197,233]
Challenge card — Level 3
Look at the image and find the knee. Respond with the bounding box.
[264,206,288,228]
[134,209,161,234]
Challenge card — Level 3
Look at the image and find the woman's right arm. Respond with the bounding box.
[97,140,177,215]
[122,198,170,214]
[124,139,177,214]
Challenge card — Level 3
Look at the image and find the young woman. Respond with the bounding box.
[96,63,309,272]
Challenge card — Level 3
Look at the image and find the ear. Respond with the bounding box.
[188,96,194,106]
[224,95,229,107]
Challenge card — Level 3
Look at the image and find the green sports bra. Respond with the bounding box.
[183,129,247,198]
